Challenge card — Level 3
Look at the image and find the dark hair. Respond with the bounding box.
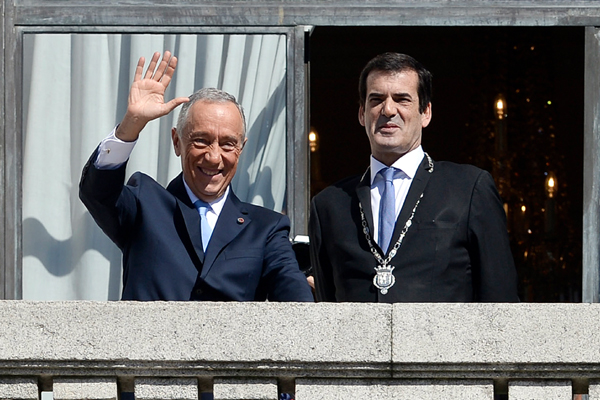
[358,52,432,114]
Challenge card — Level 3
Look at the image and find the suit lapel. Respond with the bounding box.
[355,167,376,240]
[200,191,250,278]
[390,156,432,246]
[167,174,205,264]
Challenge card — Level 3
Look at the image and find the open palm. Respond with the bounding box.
[117,51,189,142]
[129,51,189,121]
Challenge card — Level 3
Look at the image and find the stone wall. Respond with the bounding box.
[0,301,599,399]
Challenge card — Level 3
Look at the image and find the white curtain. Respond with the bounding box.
[21,33,288,300]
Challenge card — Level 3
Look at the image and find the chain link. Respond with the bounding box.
[358,153,434,267]
[359,194,422,266]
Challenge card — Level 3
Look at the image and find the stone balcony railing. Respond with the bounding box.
[0,301,599,399]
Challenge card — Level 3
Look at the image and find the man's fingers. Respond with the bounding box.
[160,55,178,87]
[151,51,172,82]
[144,52,161,80]
[164,97,191,113]
[133,57,146,82]
[134,51,177,84]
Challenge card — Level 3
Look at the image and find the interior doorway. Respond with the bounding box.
[309,26,584,302]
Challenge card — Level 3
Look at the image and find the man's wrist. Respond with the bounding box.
[115,113,147,142]
[95,127,137,169]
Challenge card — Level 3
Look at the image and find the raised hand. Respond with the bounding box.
[116,51,190,142]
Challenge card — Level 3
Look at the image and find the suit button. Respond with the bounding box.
[195,289,203,296]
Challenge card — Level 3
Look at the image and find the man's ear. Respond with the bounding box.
[421,102,432,128]
[171,127,181,157]
[358,105,366,127]
[239,137,248,154]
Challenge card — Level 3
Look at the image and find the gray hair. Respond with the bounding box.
[176,87,247,139]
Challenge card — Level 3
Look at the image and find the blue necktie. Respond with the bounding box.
[194,200,213,251]
[379,167,395,254]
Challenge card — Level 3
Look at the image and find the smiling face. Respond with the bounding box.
[359,69,432,166]
[171,100,246,202]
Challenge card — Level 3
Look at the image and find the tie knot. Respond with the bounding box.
[194,200,211,216]
[380,167,395,182]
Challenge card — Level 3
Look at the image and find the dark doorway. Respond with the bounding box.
[309,26,584,302]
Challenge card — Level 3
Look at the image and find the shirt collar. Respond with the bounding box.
[183,179,228,216]
[370,146,425,185]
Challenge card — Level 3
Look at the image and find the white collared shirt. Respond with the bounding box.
[183,182,227,230]
[95,126,136,169]
[370,146,425,244]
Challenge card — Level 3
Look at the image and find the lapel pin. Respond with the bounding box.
[237,217,245,224]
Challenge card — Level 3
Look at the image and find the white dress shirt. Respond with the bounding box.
[183,182,227,230]
[95,127,136,169]
[370,146,425,244]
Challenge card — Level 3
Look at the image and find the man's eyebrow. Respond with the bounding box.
[188,130,210,138]
[367,91,413,99]
[221,134,242,142]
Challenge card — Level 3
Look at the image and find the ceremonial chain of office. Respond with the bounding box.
[358,153,434,295]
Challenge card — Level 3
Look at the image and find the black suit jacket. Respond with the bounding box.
[79,150,313,302]
[309,156,519,303]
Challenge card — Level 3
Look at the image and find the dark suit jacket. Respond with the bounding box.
[309,156,519,303]
[79,150,313,302]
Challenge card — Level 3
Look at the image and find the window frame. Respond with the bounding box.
[2,22,309,299]
[3,0,600,300]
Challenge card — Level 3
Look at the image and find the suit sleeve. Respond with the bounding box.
[309,197,337,302]
[468,170,520,302]
[261,214,314,302]
[79,147,137,250]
